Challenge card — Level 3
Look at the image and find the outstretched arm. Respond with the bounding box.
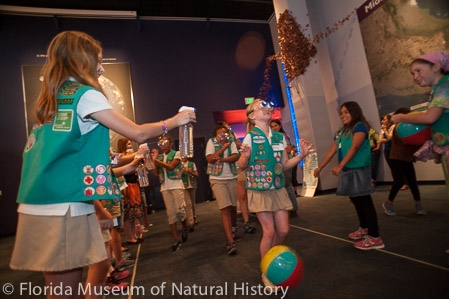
[282,139,312,171]
[391,107,443,125]
[313,141,337,177]
[91,109,196,144]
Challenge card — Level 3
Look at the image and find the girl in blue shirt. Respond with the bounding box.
[314,101,384,250]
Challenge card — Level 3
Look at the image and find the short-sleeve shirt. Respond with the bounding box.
[160,151,184,191]
[205,139,238,180]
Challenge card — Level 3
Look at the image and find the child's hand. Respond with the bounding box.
[331,165,343,176]
[136,144,149,155]
[299,139,313,156]
[98,219,114,230]
[175,109,196,126]
[151,149,159,159]
[239,143,251,158]
[391,114,404,123]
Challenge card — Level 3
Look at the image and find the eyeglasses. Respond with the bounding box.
[217,132,231,142]
[248,100,275,115]
[157,139,169,147]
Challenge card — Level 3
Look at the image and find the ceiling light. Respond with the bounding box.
[0,5,137,19]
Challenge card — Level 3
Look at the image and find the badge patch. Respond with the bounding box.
[53,109,73,131]
[273,144,284,151]
[96,164,107,174]
[96,185,107,196]
[24,133,36,152]
[274,164,282,174]
[83,165,94,174]
[84,187,95,197]
[252,135,266,144]
[84,176,94,185]
[58,98,74,105]
[96,175,106,185]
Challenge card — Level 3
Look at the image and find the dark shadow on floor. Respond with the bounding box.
[1,184,448,299]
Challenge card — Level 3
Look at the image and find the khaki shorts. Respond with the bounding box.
[237,170,247,182]
[161,189,186,225]
[106,202,121,218]
[10,210,107,272]
[102,229,112,243]
[247,188,293,213]
[209,178,238,209]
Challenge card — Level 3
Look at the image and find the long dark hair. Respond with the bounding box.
[339,101,370,135]
[269,119,286,134]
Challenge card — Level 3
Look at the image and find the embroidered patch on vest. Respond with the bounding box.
[96,164,107,174]
[252,135,266,144]
[84,175,94,185]
[24,133,36,152]
[96,185,107,196]
[84,187,95,196]
[83,165,94,174]
[57,98,74,105]
[53,109,73,132]
[60,82,82,95]
[96,175,106,185]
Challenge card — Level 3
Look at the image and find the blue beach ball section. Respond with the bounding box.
[260,245,304,288]
[396,122,431,145]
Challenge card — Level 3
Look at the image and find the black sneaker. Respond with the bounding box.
[171,240,182,251]
[244,222,256,234]
[181,230,189,243]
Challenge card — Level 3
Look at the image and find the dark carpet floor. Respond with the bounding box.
[1,183,448,299]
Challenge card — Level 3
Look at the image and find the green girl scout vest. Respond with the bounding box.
[429,75,449,146]
[206,138,238,176]
[336,123,371,169]
[181,161,198,188]
[246,127,284,191]
[157,150,182,184]
[17,81,119,204]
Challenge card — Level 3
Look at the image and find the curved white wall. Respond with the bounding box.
[272,0,444,190]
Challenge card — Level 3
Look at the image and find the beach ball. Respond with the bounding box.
[260,245,304,288]
[396,122,431,145]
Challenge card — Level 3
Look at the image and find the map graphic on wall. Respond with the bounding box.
[21,63,135,149]
[359,0,449,117]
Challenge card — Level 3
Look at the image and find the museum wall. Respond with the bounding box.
[311,0,445,184]
[272,0,445,191]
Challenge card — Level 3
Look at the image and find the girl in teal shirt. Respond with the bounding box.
[314,101,384,250]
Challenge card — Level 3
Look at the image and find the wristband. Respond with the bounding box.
[161,120,168,137]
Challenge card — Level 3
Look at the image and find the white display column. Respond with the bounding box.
[272,0,339,190]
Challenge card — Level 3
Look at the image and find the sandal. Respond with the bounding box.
[227,242,237,256]
[126,238,144,245]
